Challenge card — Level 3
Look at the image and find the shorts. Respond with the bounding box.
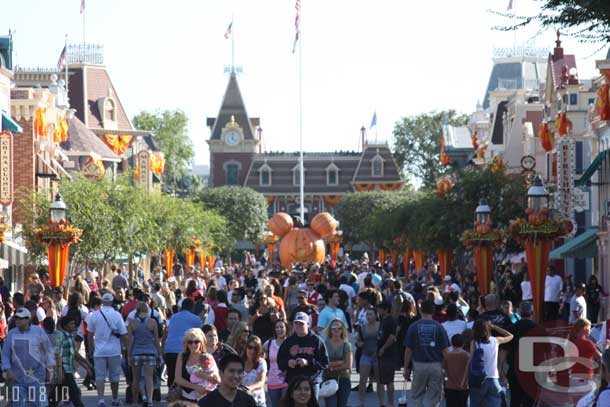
[94,356,122,383]
[360,353,378,367]
[378,357,396,385]
[131,355,158,366]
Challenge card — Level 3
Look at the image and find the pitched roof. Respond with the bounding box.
[207,73,258,140]
[548,35,578,90]
[67,65,133,131]
[352,144,401,183]
[61,116,121,161]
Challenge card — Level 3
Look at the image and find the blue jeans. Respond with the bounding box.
[470,378,501,407]
[268,387,286,407]
[324,377,351,407]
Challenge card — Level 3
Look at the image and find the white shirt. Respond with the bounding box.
[596,320,610,351]
[339,284,356,310]
[357,271,370,287]
[213,275,227,291]
[570,295,587,324]
[87,305,128,357]
[544,275,563,302]
[521,281,533,301]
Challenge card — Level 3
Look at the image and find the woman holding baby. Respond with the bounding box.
[174,328,220,404]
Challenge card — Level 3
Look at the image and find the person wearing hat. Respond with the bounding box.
[2,308,55,404]
[570,283,588,324]
[277,311,329,400]
[86,293,128,407]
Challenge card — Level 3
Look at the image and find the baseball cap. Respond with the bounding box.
[102,293,115,302]
[444,275,452,282]
[434,296,444,306]
[15,308,31,319]
[294,312,309,324]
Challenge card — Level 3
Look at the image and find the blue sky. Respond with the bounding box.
[2,0,608,166]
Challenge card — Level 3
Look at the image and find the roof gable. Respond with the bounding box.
[207,73,257,141]
[62,116,120,161]
[353,144,401,182]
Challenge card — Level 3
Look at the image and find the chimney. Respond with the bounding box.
[257,126,263,153]
[553,30,564,59]
[360,126,366,151]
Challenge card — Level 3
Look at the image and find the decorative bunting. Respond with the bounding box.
[101,134,133,156]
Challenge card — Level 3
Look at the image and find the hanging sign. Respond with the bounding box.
[0,132,13,206]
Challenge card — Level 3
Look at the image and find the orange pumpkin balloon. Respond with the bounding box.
[310,212,337,238]
[279,227,325,269]
[269,213,294,237]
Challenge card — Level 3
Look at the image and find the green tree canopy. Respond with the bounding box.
[132,110,194,194]
[197,186,268,251]
[494,0,610,44]
[392,110,468,189]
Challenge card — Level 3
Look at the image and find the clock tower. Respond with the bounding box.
[206,72,260,187]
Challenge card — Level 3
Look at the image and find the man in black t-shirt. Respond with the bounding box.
[198,354,256,407]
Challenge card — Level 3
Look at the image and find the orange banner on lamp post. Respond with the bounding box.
[378,248,386,265]
[402,247,411,276]
[413,250,425,272]
[208,255,215,271]
[525,239,551,323]
[437,249,452,281]
[185,248,195,270]
[47,243,70,288]
[473,246,494,295]
[164,249,175,278]
[199,253,207,271]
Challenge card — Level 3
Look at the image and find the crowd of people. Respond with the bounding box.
[0,253,610,407]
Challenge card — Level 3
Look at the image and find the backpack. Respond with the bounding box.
[468,343,486,388]
[150,308,164,337]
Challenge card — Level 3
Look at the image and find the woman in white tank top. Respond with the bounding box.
[469,319,514,407]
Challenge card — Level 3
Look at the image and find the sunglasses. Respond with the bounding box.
[16,316,29,320]
[187,340,201,345]
[331,326,342,330]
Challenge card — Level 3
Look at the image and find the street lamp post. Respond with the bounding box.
[34,193,81,288]
[463,198,503,294]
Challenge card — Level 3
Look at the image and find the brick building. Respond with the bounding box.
[207,73,403,221]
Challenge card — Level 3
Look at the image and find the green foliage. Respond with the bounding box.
[392,110,469,189]
[493,0,610,44]
[334,191,412,244]
[197,187,268,250]
[17,174,228,266]
[132,110,194,194]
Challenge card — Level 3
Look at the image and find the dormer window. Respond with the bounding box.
[259,164,272,186]
[223,161,242,186]
[326,163,339,185]
[372,155,384,177]
[293,163,305,186]
[104,98,117,122]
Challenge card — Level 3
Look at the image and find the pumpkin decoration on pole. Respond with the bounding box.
[34,194,82,288]
[269,212,337,269]
[462,199,503,295]
[508,176,572,321]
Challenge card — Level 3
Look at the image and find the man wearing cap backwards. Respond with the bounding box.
[2,307,55,406]
[86,293,128,407]
[278,311,329,400]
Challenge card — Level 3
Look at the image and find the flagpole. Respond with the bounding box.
[82,4,86,44]
[65,34,69,93]
[298,6,304,223]
[232,14,235,73]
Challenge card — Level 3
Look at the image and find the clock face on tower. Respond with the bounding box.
[225,129,241,146]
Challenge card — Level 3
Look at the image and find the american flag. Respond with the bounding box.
[292,0,300,53]
[80,0,85,14]
[57,45,66,71]
[224,21,233,39]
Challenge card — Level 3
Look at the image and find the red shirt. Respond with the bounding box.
[572,336,597,377]
[121,299,137,320]
[213,304,229,332]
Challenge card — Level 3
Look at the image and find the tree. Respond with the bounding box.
[494,0,610,44]
[132,110,194,194]
[197,187,268,251]
[334,191,411,245]
[392,110,468,189]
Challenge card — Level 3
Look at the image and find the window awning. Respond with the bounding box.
[1,111,22,133]
[550,227,599,259]
[576,150,608,187]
